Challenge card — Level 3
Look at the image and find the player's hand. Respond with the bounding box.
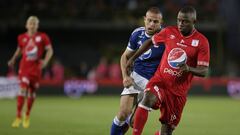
[177,63,190,72]
[41,60,48,69]
[7,58,15,67]
[123,76,134,88]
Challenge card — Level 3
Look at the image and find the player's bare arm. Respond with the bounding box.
[126,39,153,69]
[8,47,22,67]
[41,45,53,69]
[178,64,209,77]
[120,49,135,88]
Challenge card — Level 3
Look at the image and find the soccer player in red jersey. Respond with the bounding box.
[126,6,210,135]
[8,16,54,128]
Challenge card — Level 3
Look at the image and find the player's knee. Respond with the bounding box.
[18,88,27,96]
[141,91,157,108]
[27,90,36,98]
[117,109,131,120]
[161,124,174,135]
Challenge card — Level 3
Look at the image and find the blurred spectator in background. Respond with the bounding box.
[87,66,97,81]
[95,56,108,79]
[108,58,121,80]
[78,61,89,78]
[51,58,64,81]
[43,58,64,81]
[7,67,17,78]
[219,0,240,77]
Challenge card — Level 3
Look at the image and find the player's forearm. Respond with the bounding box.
[120,54,130,79]
[188,66,208,77]
[11,48,21,60]
[130,39,152,61]
[43,47,53,65]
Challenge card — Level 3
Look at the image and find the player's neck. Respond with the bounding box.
[27,31,37,37]
[181,28,195,37]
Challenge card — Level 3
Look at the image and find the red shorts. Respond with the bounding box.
[18,61,42,91]
[145,79,187,127]
[19,74,40,91]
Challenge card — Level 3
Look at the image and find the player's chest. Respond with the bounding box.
[165,36,199,58]
[20,36,43,48]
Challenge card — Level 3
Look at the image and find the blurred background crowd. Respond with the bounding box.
[1,0,240,82]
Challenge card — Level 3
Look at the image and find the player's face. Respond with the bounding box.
[26,19,39,33]
[177,12,195,36]
[144,12,162,35]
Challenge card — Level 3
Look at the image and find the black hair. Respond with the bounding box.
[179,6,197,19]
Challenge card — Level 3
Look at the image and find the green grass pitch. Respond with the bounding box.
[0,96,240,135]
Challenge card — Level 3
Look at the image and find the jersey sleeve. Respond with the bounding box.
[152,28,167,45]
[17,35,23,49]
[127,29,139,51]
[197,37,210,67]
[42,33,52,48]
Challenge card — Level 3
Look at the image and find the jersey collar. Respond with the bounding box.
[179,28,197,39]
[144,32,151,38]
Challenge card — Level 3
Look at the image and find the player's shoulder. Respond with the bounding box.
[131,27,145,35]
[159,26,178,34]
[37,31,49,37]
[194,30,209,44]
[195,31,208,40]
[18,32,27,38]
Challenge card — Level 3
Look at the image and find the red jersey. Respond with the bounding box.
[18,32,51,77]
[152,26,210,96]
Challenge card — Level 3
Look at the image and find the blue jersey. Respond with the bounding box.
[127,27,165,80]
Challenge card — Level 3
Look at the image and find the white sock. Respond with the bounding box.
[113,116,125,126]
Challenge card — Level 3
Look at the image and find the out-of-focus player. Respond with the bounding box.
[110,7,165,135]
[126,6,210,135]
[8,16,54,128]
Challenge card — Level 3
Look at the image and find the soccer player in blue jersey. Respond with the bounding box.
[110,7,165,135]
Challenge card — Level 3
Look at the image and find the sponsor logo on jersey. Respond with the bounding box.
[176,42,187,47]
[163,68,183,77]
[180,39,184,43]
[168,48,187,69]
[25,39,38,61]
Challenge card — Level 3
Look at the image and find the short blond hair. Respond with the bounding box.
[27,16,40,24]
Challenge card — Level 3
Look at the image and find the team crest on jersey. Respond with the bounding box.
[139,49,152,60]
[167,48,187,69]
[35,36,41,42]
[191,39,199,47]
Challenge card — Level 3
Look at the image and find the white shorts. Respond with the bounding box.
[121,71,149,95]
